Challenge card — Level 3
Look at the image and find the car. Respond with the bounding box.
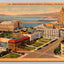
[21,52,25,55]
[49,39,58,44]
[43,44,48,47]
[37,47,42,50]
[49,41,53,44]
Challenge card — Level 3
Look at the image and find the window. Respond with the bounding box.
[9,45,13,47]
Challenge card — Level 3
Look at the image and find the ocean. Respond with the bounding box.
[0,5,63,27]
[0,15,57,28]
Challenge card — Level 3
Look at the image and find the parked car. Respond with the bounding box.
[21,52,25,55]
[49,39,58,44]
[37,47,42,50]
[43,44,48,47]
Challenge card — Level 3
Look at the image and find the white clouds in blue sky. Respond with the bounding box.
[0,0,64,2]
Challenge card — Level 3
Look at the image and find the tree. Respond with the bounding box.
[30,26,33,29]
[26,40,30,45]
[0,53,2,57]
[54,44,61,54]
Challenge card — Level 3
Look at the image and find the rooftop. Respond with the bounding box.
[12,36,26,40]
[1,21,12,24]
[8,36,30,43]
[62,7,64,10]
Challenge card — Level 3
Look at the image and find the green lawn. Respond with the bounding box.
[31,38,52,47]
[28,28,32,30]
[38,38,52,43]
[2,53,20,58]
[32,42,43,47]
[60,55,64,57]
[0,32,12,37]
[24,46,35,50]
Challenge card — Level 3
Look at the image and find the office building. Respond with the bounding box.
[44,29,61,39]
[24,30,43,41]
[8,36,30,51]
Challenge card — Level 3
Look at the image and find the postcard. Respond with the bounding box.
[0,2,63,61]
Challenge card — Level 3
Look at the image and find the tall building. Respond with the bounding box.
[58,7,64,25]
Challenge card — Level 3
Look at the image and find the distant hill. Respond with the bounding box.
[16,12,60,16]
[0,12,60,17]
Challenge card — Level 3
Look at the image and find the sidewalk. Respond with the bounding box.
[31,39,55,52]
[19,39,55,58]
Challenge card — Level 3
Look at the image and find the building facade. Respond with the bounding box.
[58,7,64,25]
[0,38,10,48]
[44,29,61,39]
[13,29,27,38]
[8,36,30,51]
[0,20,22,31]
[24,31,43,41]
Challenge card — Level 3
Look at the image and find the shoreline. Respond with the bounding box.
[34,21,57,28]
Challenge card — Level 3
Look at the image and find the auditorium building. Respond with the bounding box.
[0,20,22,31]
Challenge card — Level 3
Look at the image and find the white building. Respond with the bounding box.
[43,29,61,39]
[60,28,64,38]
[23,31,43,41]
[0,38,10,48]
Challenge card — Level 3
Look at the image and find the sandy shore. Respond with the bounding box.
[51,21,58,24]
[34,21,58,28]
[34,24,45,28]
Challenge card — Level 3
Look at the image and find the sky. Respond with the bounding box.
[0,5,63,15]
[0,0,63,15]
[0,0,64,2]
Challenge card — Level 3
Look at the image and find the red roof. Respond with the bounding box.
[8,36,30,43]
[62,7,64,10]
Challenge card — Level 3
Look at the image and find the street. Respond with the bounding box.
[21,38,63,58]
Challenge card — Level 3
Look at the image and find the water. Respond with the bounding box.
[0,5,63,27]
[0,15,57,28]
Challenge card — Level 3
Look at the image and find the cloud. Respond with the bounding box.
[12,8,21,10]
[0,6,61,15]
[23,8,28,10]
[47,7,61,13]
[0,8,8,11]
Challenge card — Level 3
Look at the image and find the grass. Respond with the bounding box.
[28,28,32,30]
[24,46,35,50]
[60,55,64,57]
[38,38,52,43]
[0,32,12,37]
[59,52,64,57]
[2,53,20,58]
[32,42,43,47]
[31,38,52,47]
